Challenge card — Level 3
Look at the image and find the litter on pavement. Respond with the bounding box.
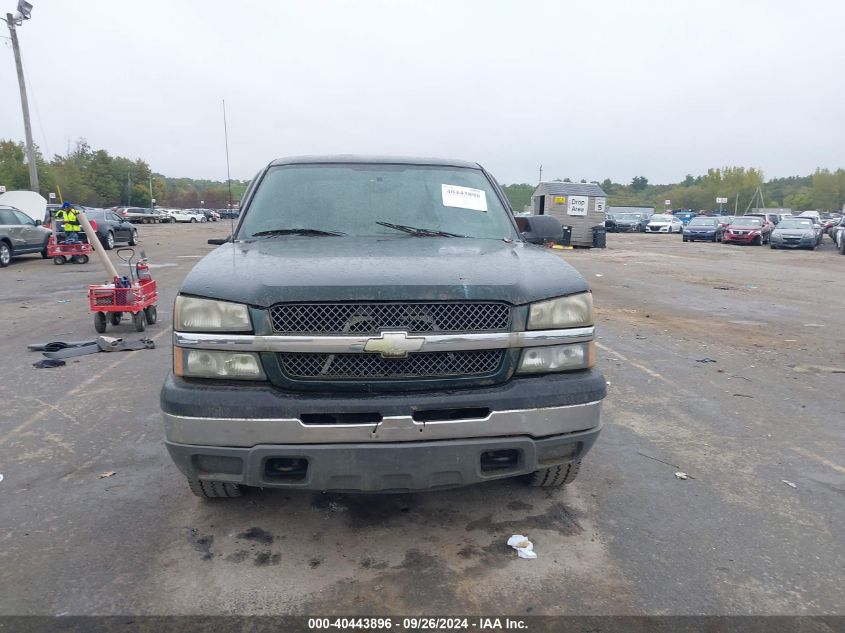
[32,359,66,369]
[782,480,797,489]
[98,472,116,479]
[674,472,691,480]
[507,534,537,559]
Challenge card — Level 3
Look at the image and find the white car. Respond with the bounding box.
[167,209,207,223]
[645,214,684,233]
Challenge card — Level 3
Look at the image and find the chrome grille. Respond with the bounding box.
[269,302,511,335]
[279,350,505,380]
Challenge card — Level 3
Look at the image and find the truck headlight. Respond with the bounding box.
[175,348,265,380]
[517,342,594,374]
[527,293,593,330]
[174,296,252,332]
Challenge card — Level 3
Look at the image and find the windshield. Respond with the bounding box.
[689,218,716,226]
[731,217,762,227]
[618,214,641,221]
[777,219,813,230]
[238,164,518,240]
[650,215,672,222]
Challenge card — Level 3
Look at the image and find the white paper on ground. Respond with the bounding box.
[507,534,538,559]
[442,184,488,212]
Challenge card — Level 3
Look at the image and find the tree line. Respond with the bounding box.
[3,140,842,215]
[0,138,247,209]
[503,167,845,214]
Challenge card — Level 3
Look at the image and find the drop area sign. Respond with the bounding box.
[568,196,588,216]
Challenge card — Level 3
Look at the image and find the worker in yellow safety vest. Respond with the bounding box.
[56,201,84,243]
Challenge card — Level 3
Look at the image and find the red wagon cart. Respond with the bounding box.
[47,234,94,265]
[87,248,159,332]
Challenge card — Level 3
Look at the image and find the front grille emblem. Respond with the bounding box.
[363,331,425,359]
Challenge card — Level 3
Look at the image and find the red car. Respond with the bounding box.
[723,216,773,245]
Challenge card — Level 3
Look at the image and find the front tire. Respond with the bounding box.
[110,312,122,325]
[526,460,581,487]
[187,477,243,498]
[190,217,197,223]
[94,311,107,333]
[144,305,157,324]
[0,242,10,267]
[53,255,67,265]
[133,310,147,332]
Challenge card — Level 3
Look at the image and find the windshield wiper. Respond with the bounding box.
[251,228,346,237]
[376,221,467,238]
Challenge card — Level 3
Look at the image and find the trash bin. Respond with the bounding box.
[558,226,572,246]
[592,225,607,249]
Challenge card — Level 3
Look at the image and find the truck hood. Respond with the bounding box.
[180,237,590,306]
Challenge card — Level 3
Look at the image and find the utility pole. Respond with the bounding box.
[538,164,543,184]
[222,99,233,209]
[149,173,153,207]
[5,3,39,193]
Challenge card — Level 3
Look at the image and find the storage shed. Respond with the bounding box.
[531,182,607,247]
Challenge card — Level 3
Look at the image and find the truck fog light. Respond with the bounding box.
[177,348,265,380]
[517,342,594,374]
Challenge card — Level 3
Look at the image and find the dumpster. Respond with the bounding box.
[592,225,607,248]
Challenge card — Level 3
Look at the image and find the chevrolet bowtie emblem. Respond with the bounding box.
[363,331,425,359]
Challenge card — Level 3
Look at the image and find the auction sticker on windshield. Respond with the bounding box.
[442,184,488,211]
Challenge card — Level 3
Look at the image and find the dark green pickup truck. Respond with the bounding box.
[161,156,605,498]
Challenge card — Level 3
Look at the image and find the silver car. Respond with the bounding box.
[770,217,819,250]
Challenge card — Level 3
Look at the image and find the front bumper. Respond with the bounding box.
[723,233,758,243]
[161,369,605,491]
[684,231,717,240]
[165,426,601,492]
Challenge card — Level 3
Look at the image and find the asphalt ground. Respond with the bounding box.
[0,224,842,616]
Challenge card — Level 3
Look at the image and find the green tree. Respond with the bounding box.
[631,176,648,191]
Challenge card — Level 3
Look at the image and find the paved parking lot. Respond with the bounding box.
[0,225,843,616]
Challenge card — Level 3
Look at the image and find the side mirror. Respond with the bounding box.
[208,235,231,245]
[520,215,563,244]
[35,219,42,226]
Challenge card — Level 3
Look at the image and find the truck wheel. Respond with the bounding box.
[526,460,581,487]
[187,477,243,498]
[133,310,147,332]
[94,311,107,333]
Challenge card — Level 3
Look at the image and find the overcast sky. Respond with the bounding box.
[2,0,843,185]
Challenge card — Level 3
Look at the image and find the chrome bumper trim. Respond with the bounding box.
[163,400,602,447]
[173,327,595,354]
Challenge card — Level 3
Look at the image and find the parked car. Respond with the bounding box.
[153,209,175,223]
[218,209,240,219]
[198,209,220,222]
[161,155,606,498]
[125,208,161,224]
[645,214,684,233]
[682,216,724,242]
[81,209,139,249]
[671,210,697,225]
[604,214,618,232]
[0,205,52,267]
[614,212,648,232]
[745,212,782,226]
[723,216,773,245]
[769,217,819,250]
[168,209,207,223]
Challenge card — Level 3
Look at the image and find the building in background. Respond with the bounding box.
[531,182,607,247]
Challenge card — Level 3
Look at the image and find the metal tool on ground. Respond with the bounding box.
[88,247,158,333]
